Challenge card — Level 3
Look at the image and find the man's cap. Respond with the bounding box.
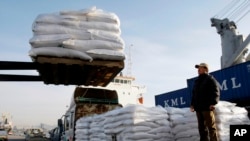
[195,63,209,70]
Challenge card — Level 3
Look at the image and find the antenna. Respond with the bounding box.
[126,44,133,76]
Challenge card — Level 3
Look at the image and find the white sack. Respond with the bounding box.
[34,13,66,24]
[34,13,87,24]
[89,29,124,45]
[147,126,172,134]
[75,122,90,129]
[62,39,124,52]
[60,6,96,15]
[86,49,125,60]
[33,20,120,35]
[172,122,198,133]
[60,6,120,26]
[30,34,71,47]
[75,129,89,135]
[32,24,89,35]
[154,119,171,126]
[174,129,199,138]
[29,47,93,61]
[61,20,120,34]
[231,106,248,114]
[123,132,158,140]
[122,126,152,134]
[215,101,236,108]
[166,107,186,115]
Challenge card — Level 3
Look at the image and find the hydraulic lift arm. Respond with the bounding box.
[0,57,124,86]
[0,61,42,82]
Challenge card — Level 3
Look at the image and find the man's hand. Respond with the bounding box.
[190,106,195,112]
[210,105,215,110]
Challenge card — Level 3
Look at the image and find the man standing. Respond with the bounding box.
[190,63,220,141]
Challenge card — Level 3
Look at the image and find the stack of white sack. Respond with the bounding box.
[167,107,199,141]
[89,114,109,141]
[215,101,250,141]
[29,6,125,61]
[75,116,92,141]
[75,114,113,141]
[75,104,173,141]
[102,104,173,141]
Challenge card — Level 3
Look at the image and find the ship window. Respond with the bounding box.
[70,112,74,128]
[120,79,124,84]
[115,79,119,83]
[65,116,70,130]
[124,80,127,84]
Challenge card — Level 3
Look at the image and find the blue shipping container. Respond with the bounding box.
[155,88,191,108]
[155,61,250,108]
[187,61,250,104]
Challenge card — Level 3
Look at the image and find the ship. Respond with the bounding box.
[0,113,13,134]
[107,73,146,106]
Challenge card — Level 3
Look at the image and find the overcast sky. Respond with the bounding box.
[0,0,250,127]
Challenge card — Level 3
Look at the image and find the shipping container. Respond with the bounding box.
[187,61,250,107]
[155,61,250,108]
[155,88,191,108]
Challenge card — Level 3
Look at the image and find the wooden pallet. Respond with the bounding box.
[34,56,124,86]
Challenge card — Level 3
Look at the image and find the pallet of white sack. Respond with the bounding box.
[32,56,124,86]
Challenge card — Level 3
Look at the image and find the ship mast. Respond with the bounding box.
[126,44,133,77]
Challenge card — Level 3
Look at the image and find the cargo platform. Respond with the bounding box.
[0,56,124,86]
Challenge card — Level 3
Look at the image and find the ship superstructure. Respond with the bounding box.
[107,73,146,106]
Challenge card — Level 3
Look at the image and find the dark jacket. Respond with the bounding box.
[191,73,220,111]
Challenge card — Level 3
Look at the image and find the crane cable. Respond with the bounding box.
[214,0,250,23]
[214,0,239,18]
[228,0,250,21]
[235,9,250,23]
[225,0,247,19]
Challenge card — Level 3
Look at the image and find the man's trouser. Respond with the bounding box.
[196,110,218,141]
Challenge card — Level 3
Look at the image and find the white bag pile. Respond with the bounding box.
[215,101,250,141]
[75,116,92,141]
[166,101,250,141]
[75,114,113,141]
[89,114,108,141]
[74,105,173,141]
[74,101,250,141]
[167,107,199,141]
[103,105,172,141]
[29,6,125,61]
